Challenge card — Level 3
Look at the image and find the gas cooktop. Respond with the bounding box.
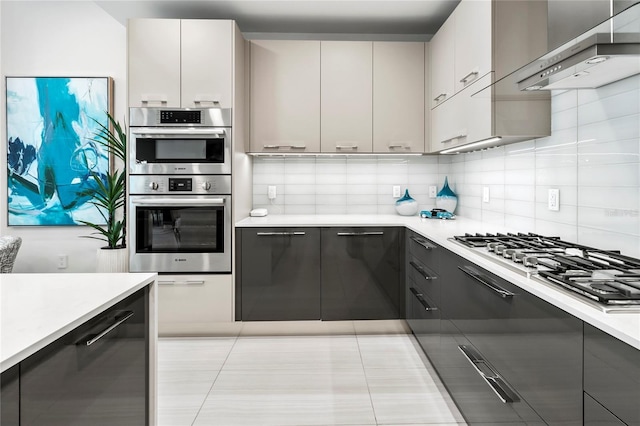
[451,233,640,313]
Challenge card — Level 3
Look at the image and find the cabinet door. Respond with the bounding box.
[157,274,233,335]
[20,289,148,426]
[181,20,233,108]
[465,72,493,143]
[584,393,626,426]
[240,228,321,321]
[430,15,455,108]
[1,365,19,425]
[430,93,466,152]
[128,19,181,107]
[584,323,640,425]
[321,41,373,153]
[373,42,425,153]
[322,227,401,320]
[250,40,321,153]
[454,0,492,93]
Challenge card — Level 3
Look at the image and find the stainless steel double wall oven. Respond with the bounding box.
[128,107,232,273]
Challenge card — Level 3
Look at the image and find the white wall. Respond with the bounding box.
[1,1,127,272]
[252,75,640,258]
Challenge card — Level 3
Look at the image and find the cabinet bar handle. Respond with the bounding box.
[458,345,519,404]
[433,93,447,102]
[388,144,409,150]
[440,134,467,144]
[262,145,307,150]
[158,280,205,285]
[336,145,358,150]
[410,236,436,250]
[410,261,437,281]
[409,287,438,311]
[459,71,479,84]
[256,232,306,236]
[458,266,515,298]
[336,232,384,236]
[81,311,134,346]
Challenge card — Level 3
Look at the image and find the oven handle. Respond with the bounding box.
[131,127,227,136]
[131,197,226,206]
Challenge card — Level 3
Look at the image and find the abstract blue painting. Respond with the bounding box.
[6,77,113,226]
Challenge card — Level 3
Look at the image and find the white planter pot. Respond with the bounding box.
[96,247,129,273]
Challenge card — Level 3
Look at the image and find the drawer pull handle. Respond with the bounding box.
[410,236,436,250]
[459,70,479,84]
[257,232,306,236]
[458,345,519,404]
[336,145,358,150]
[336,232,384,236]
[158,280,205,285]
[81,311,134,346]
[409,287,438,311]
[458,266,515,299]
[433,93,447,102]
[410,261,437,281]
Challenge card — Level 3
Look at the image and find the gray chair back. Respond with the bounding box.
[0,236,22,273]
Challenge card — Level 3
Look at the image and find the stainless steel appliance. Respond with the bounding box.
[451,233,640,312]
[129,107,231,175]
[129,175,231,273]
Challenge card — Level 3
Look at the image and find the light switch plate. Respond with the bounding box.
[393,186,401,198]
[428,186,437,198]
[482,187,490,203]
[548,188,560,211]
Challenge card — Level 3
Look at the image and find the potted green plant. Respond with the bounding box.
[79,112,128,272]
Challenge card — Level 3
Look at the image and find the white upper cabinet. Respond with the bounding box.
[128,19,234,108]
[128,19,181,107]
[373,42,425,153]
[320,41,373,153]
[250,40,321,153]
[454,0,492,93]
[430,15,455,108]
[181,20,233,108]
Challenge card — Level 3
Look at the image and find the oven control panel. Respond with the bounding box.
[129,175,231,195]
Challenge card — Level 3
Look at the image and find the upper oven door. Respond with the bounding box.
[129,195,232,273]
[129,127,231,175]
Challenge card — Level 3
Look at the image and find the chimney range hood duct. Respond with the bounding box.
[517,3,640,91]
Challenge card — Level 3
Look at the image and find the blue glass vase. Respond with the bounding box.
[435,177,457,213]
[395,189,418,216]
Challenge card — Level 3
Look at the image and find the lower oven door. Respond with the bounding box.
[129,195,231,273]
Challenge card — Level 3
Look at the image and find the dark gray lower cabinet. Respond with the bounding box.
[238,228,321,321]
[584,393,626,425]
[584,323,640,425]
[1,365,20,425]
[435,250,583,425]
[19,288,149,426]
[322,227,402,320]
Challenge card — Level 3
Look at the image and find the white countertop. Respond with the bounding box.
[237,215,640,350]
[0,272,157,373]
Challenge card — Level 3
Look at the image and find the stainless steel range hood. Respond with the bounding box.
[517,3,640,91]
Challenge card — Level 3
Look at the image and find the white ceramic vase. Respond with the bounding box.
[96,247,129,273]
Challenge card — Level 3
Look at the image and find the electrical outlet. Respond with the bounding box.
[483,187,490,203]
[57,254,68,269]
[428,186,437,198]
[268,185,277,200]
[393,186,401,198]
[548,188,560,211]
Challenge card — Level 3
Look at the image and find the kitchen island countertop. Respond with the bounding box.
[236,214,640,350]
[0,272,157,373]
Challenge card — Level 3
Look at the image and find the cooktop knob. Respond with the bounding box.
[201,181,212,191]
[149,181,159,190]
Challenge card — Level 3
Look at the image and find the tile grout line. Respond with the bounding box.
[354,333,380,426]
[189,334,241,426]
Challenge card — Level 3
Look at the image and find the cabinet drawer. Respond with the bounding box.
[407,232,439,272]
[407,255,439,301]
[20,289,148,426]
[584,323,640,425]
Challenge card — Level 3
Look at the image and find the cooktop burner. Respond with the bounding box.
[451,233,640,312]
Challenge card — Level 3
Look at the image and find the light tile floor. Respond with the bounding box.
[158,333,466,426]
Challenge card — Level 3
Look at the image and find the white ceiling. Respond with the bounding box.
[96,0,460,40]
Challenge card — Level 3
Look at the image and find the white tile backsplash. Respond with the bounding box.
[251,76,640,257]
